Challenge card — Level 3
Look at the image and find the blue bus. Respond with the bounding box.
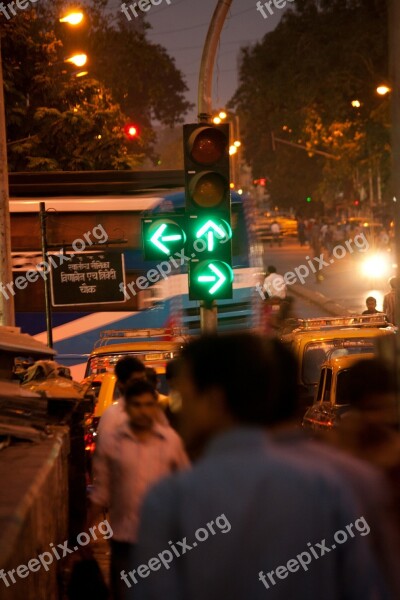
[10,187,263,379]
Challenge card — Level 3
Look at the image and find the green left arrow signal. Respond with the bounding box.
[150,224,183,255]
[198,262,226,295]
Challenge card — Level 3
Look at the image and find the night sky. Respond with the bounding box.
[108,0,288,121]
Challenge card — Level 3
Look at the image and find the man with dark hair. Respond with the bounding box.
[266,344,400,596]
[91,378,189,600]
[263,265,286,300]
[132,333,386,600]
[362,296,381,315]
[97,355,146,441]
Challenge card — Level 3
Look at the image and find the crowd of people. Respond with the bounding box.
[82,332,400,600]
[297,218,393,254]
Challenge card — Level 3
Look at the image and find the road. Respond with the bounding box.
[262,239,395,315]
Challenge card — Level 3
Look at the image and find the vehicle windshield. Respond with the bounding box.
[302,339,375,385]
[336,369,352,405]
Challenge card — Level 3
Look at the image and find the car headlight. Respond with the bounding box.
[361,253,390,278]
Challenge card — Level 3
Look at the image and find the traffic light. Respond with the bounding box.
[142,216,186,261]
[183,123,233,300]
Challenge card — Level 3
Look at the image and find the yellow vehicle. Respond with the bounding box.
[281,315,396,405]
[82,328,185,419]
[302,352,374,431]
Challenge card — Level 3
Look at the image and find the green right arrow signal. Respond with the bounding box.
[198,262,226,295]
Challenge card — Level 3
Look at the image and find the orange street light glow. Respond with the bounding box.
[60,12,84,25]
[377,85,391,96]
[66,54,87,67]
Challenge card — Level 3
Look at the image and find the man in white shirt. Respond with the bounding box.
[263,265,287,300]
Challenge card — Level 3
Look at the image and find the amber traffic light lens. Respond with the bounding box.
[189,127,228,165]
[190,172,226,208]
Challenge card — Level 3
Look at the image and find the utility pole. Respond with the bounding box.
[197,0,233,332]
[0,40,14,327]
[389,0,400,420]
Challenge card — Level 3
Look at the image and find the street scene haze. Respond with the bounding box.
[1,1,400,599]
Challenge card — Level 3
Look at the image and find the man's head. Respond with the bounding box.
[365,296,377,311]
[145,366,158,390]
[177,333,277,450]
[344,358,396,411]
[267,265,277,274]
[124,379,158,431]
[389,276,398,290]
[114,356,146,395]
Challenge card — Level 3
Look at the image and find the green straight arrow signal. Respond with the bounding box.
[195,220,227,251]
[150,224,182,255]
[198,263,226,294]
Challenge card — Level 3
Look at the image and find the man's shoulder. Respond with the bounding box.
[154,423,184,446]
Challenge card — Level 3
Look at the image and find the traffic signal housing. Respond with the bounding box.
[183,123,233,301]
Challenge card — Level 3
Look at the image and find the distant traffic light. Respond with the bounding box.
[306,196,312,203]
[183,123,233,300]
[124,123,138,139]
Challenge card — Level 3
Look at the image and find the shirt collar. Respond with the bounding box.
[203,426,270,458]
[118,419,168,442]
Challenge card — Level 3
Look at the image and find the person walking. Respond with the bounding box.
[132,334,388,600]
[90,379,189,600]
[96,356,147,444]
[262,266,287,335]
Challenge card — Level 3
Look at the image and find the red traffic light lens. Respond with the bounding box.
[189,127,228,165]
[190,172,227,208]
[124,123,138,138]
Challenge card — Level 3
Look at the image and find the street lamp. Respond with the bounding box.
[59,12,84,26]
[65,53,87,67]
[377,85,391,96]
[213,116,221,124]
[351,100,361,108]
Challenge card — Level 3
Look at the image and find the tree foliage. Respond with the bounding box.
[230,0,389,209]
[0,0,192,170]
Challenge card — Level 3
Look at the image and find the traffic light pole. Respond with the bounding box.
[0,40,14,327]
[197,0,233,332]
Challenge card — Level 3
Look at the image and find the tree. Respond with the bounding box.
[230,0,389,209]
[0,0,192,170]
